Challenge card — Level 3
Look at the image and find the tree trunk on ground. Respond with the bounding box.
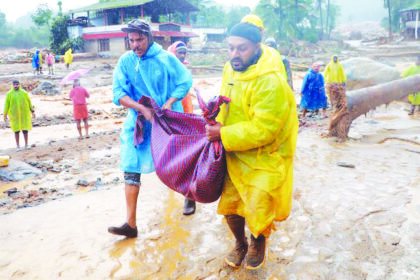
[329,74,420,139]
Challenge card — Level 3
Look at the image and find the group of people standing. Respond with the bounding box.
[4,46,87,150]
[31,48,73,75]
[2,77,91,149]
[300,55,347,120]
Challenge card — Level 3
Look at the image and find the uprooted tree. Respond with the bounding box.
[328,74,420,140]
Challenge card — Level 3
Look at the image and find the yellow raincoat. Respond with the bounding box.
[3,85,34,132]
[324,56,347,84]
[64,49,73,65]
[401,64,420,105]
[216,45,298,238]
[38,52,43,65]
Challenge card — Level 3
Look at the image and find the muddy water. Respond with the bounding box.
[1,99,420,278]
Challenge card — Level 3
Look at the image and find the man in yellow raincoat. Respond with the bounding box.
[324,55,349,140]
[324,55,347,93]
[3,81,35,150]
[241,14,288,83]
[206,22,298,270]
[402,55,420,115]
[64,48,73,69]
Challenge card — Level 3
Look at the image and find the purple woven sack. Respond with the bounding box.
[136,93,230,203]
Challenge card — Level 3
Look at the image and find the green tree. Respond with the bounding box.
[225,6,251,29]
[255,0,318,41]
[31,4,53,28]
[0,10,6,28]
[318,0,324,39]
[50,15,69,53]
[57,1,63,17]
[49,15,83,53]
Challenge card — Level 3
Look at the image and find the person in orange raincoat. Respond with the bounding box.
[206,22,298,270]
[167,40,196,215]
[168,41,194,114]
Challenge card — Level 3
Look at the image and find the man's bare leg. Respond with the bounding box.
[125,183,139,228]
[22,130,28,148]
[83,118,89,138]
[108,179,139,238]
[14,131,20,149]
[76,120,82,139]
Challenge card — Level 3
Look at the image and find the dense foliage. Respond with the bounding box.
[0,10,49,48]
[255,0,339,42]
[31,4,53,28]
[50,15,84,54]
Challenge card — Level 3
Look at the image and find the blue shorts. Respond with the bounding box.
[124,172,141,186]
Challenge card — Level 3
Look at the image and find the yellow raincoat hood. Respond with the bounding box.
[324,55,347,83]
[217,44,298,237]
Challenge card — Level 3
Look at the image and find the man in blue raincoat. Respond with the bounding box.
[108,19,192,238]
[32,50,40,75]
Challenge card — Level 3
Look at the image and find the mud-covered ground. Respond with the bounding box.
[0,42,419,279]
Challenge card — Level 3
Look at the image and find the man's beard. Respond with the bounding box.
[230,49,262,72]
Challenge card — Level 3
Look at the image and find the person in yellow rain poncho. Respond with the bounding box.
[206,22,298,270]
[64,48,73,69]
[38,50,44,74]
[3,81,35,150]
[324,55,349,141]
[402,55,420,115]
[324,55,346,85]
[241,14,288,84]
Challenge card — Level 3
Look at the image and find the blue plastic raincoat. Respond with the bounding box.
[113,42,192,174]
[32,50,40,69]
[300,69,327,110]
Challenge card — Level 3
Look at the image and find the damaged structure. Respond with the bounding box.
[399,5,420,40]
[67,0,202,55]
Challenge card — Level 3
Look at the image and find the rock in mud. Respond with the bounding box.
[50,167,62,173]
[77,179,89,187]
[0,159,42,181]
[32,81,61,95]
[5,188,18,196]
[337,162,356,168]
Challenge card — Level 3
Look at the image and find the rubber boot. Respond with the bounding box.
[224,215,248,268]
[183,198,196,215]
[246,234,266,270]
[408,104,415,115]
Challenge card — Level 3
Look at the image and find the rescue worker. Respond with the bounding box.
[206,22,298,270]
[108,19,192,238]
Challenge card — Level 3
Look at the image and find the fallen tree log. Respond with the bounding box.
[329,74,420,139]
